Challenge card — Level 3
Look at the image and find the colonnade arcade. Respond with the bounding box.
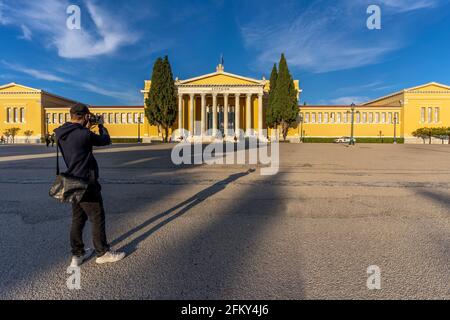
[177,89,265,140]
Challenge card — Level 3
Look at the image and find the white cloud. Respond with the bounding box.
[19,24,32,40]
[330,96,370,105]
[378,0,442,12]
[1,0,139,59]
[241,0,445,73]
[80,83,142,105]
[2,61,68,82]
[2,61,141,104]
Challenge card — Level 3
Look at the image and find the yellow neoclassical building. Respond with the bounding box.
[0,65,449,144]
[141,63,300,141]
[299,82,450,143]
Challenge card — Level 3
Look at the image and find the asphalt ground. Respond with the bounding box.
[1,142,450,299]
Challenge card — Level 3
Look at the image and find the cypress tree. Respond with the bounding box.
[272,54,299,141]
[266,63,279,128]
[145,56,177,142]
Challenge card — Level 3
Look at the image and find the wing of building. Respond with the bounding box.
[0,71,449,144]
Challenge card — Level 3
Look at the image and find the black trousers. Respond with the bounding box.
[71,182,110,257]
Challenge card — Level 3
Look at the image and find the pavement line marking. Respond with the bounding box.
[120,157,157,166]
[0,145,156,163]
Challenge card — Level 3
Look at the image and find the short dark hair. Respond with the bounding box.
[70,103,90,117]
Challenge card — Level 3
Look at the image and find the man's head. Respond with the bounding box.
[70,103,91,127]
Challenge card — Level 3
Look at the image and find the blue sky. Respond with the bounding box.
[1,0,450,105]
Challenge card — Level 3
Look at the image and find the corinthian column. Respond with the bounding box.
[246,93,252,136]
[212,93,218,136]
[201,93,206,136]
[178,94,183,136]
[189,93,195,136]
[223,93,229,137]
[258,93,264,138]
[235,94,240,136]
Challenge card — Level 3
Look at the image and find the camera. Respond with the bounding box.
[88,114,103,125]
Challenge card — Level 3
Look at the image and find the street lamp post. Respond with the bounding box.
[393,113,398,144]
[347,103,359,146]
[137,114,142,144]
[298,114,304,143]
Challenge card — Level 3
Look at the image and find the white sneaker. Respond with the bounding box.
[70,248,94,268]
[95,251,126,264]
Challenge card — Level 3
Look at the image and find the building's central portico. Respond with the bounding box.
[175,64,267,141]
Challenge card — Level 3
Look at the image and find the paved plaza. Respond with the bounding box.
[1,143,450,299]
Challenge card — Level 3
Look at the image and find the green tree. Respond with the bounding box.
[431,127,447,144]
[266,63,278,129]
[4,128,20,144]
[272,54,299,141]
[412,127,433,144]
[24,130,33,143]
[145,56,177,142]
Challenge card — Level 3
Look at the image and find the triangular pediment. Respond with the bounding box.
[180,70,263,86]
[405,82,450,92]
[0,82,41,93]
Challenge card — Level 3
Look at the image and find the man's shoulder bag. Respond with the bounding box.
[49,141,89,203]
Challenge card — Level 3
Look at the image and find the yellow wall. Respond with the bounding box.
[2,81,450,144]
[296,107,402,138]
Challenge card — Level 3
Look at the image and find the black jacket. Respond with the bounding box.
[54,123,111,181]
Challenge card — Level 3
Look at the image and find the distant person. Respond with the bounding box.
[45,134,51,147]
[0,135,5,144]
[50,133,55,147]
[54,104,125,268]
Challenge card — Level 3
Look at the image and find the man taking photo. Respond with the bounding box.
[55,103,125,267]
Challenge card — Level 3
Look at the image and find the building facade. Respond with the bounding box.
[298,82,450,143]
[1,67,449,144]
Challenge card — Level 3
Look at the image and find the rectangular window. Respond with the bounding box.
[140,113,144,123]
[356,113,360,123]
[428,107,433,123]
[421,107,426,123]
[318,113,322,123]
[369,113,373,123]
[59,113,64,124]
[375,113,380,123]
[362,113,367,123]
[13,108,18,123]
[134,113,139,123]
[394,112,399,124]
[343,112,348,123]
[115,113,120,124]
[20,108,25,123]
[311,113,316,123]
[53,113,57,124]
[388,113,393,124]
[109,113,114,124]
[65,113,70,122]
[382,113,386,123]
[324,112,328,123]
[121,113,127,124]
[435,108,440,123]
[305,113,310,123]
[46,113,51,124]
[127,113,133,124]
[337,113,341,123]
[6,107,11,123]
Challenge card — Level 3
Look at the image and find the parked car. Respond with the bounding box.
[334,136,352,144]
